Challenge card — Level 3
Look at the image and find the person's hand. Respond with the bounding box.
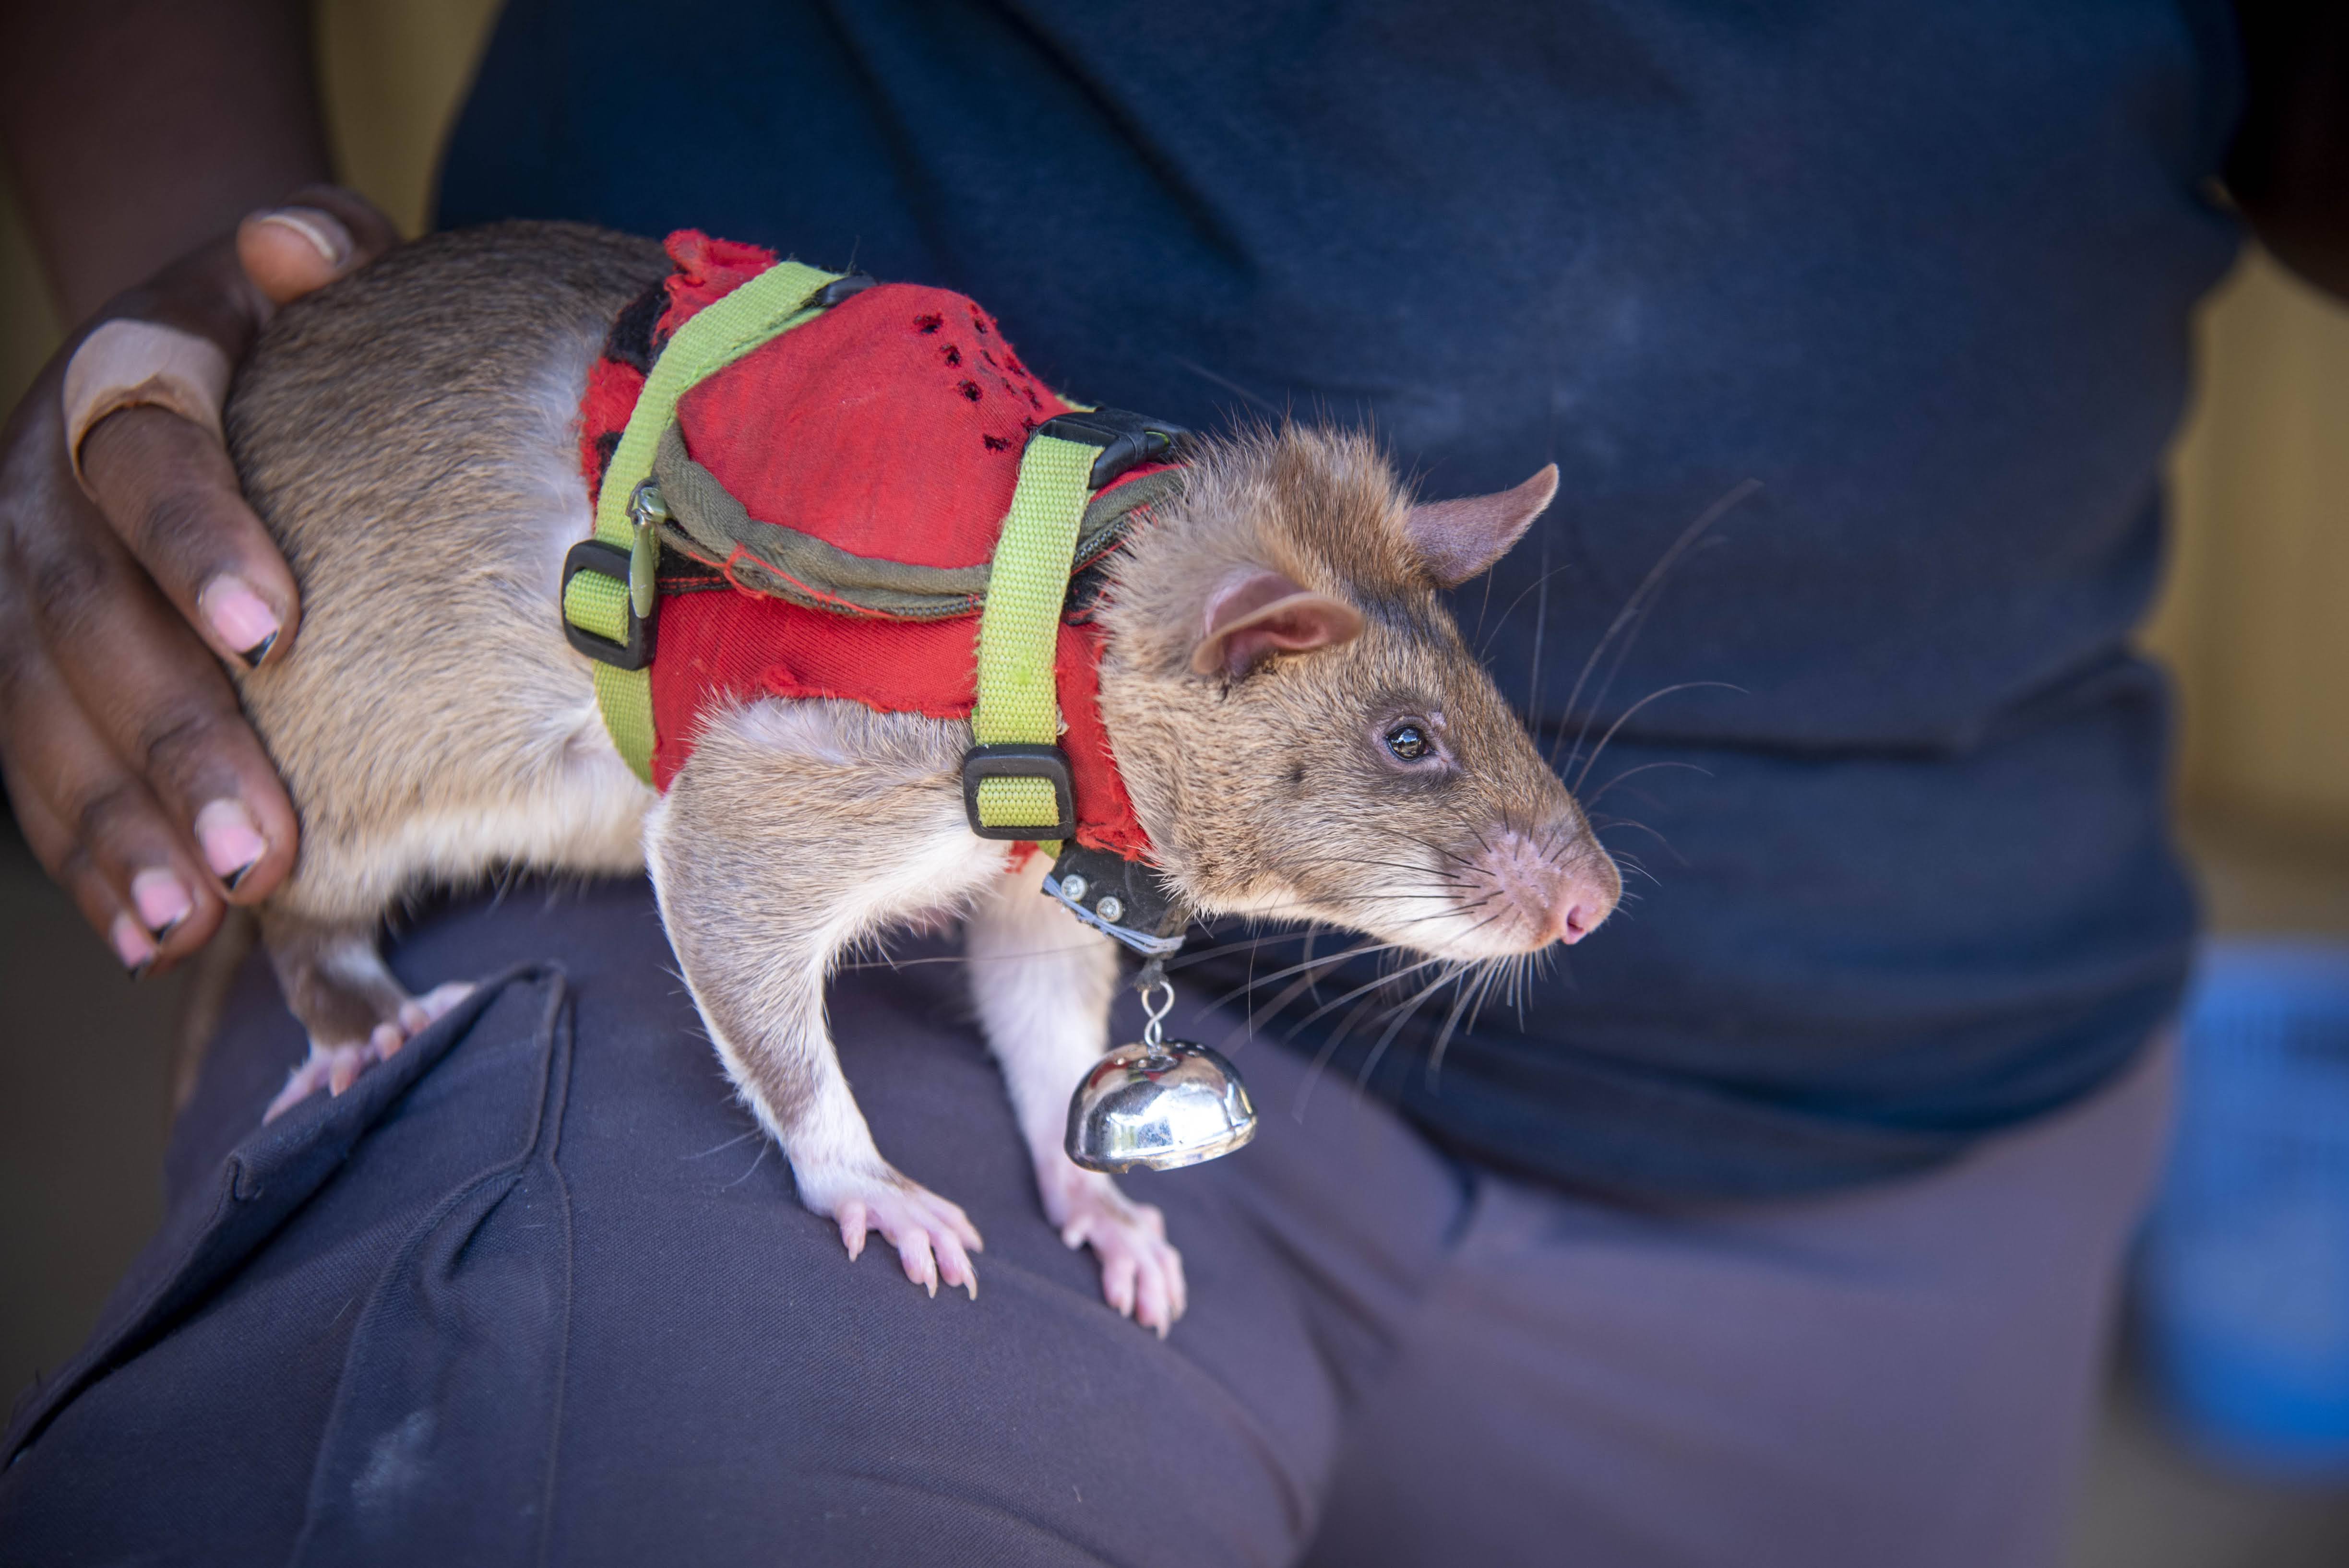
[0,186,396,976]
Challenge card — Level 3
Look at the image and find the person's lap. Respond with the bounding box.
[0,880,2170,1567]
[1302,1027,2172,1568]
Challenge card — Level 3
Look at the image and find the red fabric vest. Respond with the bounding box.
[577,231,1153,860]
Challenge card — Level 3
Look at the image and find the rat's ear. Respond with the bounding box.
[1191,570,1366,677]
[1403,464,1560,587]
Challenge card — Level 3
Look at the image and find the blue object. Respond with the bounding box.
[2142,940,2349,1470]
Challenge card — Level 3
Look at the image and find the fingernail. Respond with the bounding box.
[110,912,157,974]
[130,868,194,936]
[253,208,350,269]
[195,799,267,885]
[198,577,282,666]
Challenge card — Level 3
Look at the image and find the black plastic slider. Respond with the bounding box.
[561,540,654,671]
[962,744,1078,841]
[1033,408,1193,490]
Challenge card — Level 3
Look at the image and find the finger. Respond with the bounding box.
[10,443,297,901]
[237,185,399,306]
[80,406,297,669]
[5,769,157,976]
[0,639,224,972]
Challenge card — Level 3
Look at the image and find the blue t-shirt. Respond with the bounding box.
[441,0,2245,1196]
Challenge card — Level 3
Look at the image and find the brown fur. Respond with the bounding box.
[1099,426,1619,953]
[218,222,1617,1325]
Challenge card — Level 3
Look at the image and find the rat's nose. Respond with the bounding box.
[1473,828,1620,951]
[1544,867,1616,946]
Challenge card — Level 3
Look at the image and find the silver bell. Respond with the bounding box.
[1065,979,1256,1173]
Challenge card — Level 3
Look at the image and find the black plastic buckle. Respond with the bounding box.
[561,539,654,671]
[1034,408,1192,490]
[962,744,1078,841]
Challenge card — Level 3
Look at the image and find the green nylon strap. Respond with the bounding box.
[562,260,842,783]
[969,433,1100,847]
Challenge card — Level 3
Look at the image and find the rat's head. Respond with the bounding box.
[1097,426,1620,961]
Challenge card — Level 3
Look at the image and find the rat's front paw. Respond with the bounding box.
[798,1162,984,1301]
[262,980,476,1122]
[1042,1164,1187,1337]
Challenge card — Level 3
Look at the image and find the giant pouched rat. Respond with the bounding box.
[220,222,1620,1334]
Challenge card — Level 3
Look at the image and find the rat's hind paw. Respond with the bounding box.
[806,1165,985,1301]
[1045,1165,1187,1337]
[261,979,475,1123]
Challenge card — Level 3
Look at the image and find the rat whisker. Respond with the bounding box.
[1174,355,1283,415]
[1290,993,1389,1123]
[1582,759,1713,810]
[1220,965,1334,1050]
[1278,953,1455,1044]
[1161,930,1303,969]
[1590,818,1683,867]
[1349,965,1461,1101]
[1571,680,1747,795]
[1389,896,1497,929]
[1524,528,1552,726]
[1200,940,1400,1013]
[1549,477,1760,773]
[719,1140,772,1190]
[1478,555,1582,661]
[1420,968,1483,1093]
[683,1127,765,1160]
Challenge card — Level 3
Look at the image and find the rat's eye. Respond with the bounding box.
[1384,722,1432,762]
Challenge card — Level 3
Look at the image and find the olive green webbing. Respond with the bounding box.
[969,433,1099,849]
[562,260,842,783]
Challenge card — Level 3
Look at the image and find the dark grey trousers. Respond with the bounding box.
[0,880,2170,1567]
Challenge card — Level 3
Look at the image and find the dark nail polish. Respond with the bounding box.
[155,915,187,943]
[127,960,153,984]
[238,630,279,667]
[225,860,257,893]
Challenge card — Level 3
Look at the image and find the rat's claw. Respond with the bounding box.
[329,1042,373,1095]
[894,1231,939,1296]
[807,1166,983,1299]
[932,1229,978,1301]
[1102,1252,1138,1319]
[1134,1256,1175,1338]
[258,979,477,1124]
[263,1051,336,1122]
[1038,1164,1187,1333]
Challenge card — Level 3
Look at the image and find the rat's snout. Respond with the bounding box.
[1470,824,1622,953]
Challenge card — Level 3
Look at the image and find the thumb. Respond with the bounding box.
[234,185,401,307]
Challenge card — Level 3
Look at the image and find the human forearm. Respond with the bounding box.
[0,0,329,320]
[2229,0,2349,300]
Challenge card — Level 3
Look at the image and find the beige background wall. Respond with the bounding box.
[2148,256,2349,843]
[3,0,2347,853]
